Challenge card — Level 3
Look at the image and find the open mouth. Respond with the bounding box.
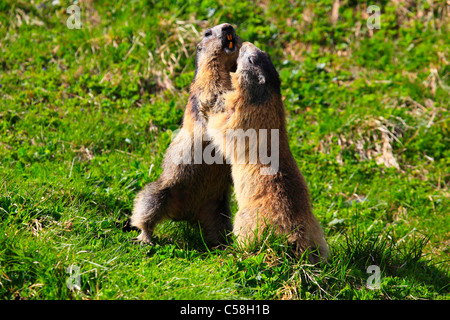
[224,33,236,52]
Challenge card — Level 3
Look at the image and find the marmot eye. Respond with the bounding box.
[248,56,255,65]
[204,30,212,37]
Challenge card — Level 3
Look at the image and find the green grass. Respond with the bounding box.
[0,0,449,300]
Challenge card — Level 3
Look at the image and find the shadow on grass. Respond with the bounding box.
[331,229,450,297]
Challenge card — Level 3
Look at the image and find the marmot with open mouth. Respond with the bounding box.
[131,24,242,246]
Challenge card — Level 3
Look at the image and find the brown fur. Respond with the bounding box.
[205,42,330,262]
[130,24,242,245]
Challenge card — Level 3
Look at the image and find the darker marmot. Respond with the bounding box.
[130,24,242,246]
[204,42,330,262]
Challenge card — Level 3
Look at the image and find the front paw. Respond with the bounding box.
[198,97,220,120]
[132,231,153,245]
[198,100,209,120]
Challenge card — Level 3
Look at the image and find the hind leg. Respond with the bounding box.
[232,208,265,248]
[306,219,330,262]
[197,194,233,246]
[130,181,170,244]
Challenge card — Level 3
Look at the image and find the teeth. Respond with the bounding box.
[227,34,233,49]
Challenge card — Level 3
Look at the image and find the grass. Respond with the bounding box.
[0,0,449,300]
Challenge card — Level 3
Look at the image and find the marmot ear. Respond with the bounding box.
[257,72,266,85]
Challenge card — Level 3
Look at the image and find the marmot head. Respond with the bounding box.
[195,23,242,77]
[233,42,281,104]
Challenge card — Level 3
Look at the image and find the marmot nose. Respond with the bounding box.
[221,24,235,36]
